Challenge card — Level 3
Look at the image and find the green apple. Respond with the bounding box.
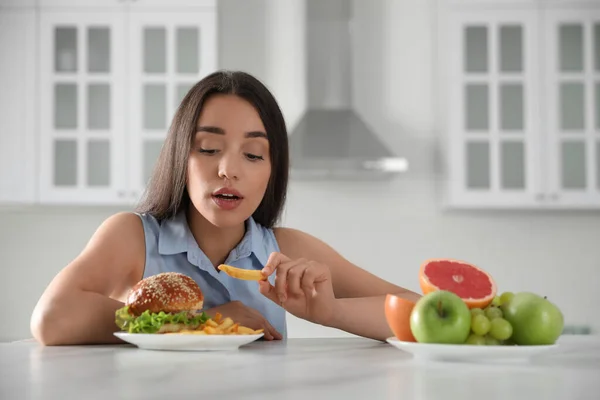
[410,290,471,344]
[500,292,564,345]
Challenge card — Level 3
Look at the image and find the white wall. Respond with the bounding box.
[218,0,307,129]
[1,0,599,342]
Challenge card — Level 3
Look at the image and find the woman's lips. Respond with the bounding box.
[211,190,244,211]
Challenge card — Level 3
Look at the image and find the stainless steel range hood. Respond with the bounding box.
[289,0,408,179]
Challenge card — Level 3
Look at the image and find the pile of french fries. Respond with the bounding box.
[168,312,264,335]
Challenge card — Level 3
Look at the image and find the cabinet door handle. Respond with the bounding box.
[118,191,126,198]
[550,193,560,201]
[536,193,545,201]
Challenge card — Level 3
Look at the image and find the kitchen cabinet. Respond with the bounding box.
[36,3,217,205]
[439,0,600,209]
[443,8,541,208]
[543,7,600,206]
[127,11,216,198]
[0,9,36,204]
[39,10,128,204]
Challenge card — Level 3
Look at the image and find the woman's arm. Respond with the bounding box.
[30,212,146,345]
[274,228,420,301]
[273,227,421,341]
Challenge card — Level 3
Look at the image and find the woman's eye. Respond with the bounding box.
[198,148,217,155]
[246,153,264,161]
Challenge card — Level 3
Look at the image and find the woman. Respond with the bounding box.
[30,70,420,345]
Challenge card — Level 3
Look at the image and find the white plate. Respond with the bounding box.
[114,332,264,351]
[386,337,559,362]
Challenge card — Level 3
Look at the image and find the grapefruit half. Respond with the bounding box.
[419,258,497,309]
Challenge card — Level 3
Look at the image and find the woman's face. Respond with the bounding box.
[187,94,272,228]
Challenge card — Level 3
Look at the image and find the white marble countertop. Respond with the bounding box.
[2,337,600,400]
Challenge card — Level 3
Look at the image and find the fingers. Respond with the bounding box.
[274,258,305,302]
[260,257,325,302]
[263,319,282,341]
[261,252,291,277]
[248,319,277,341]
[258,279,278,304]
[286,264,307,297]
[301,262,323,298]
[262,325,275,341]
[245,303,281,341]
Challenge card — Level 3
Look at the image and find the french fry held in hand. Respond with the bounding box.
[218,264,267,281]
[168,312,264,336]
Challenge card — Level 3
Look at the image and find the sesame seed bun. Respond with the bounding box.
[126,272,204,316]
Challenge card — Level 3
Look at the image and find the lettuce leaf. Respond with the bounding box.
[115,306,209,334]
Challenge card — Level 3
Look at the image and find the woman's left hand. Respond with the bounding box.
[258,252,336,326]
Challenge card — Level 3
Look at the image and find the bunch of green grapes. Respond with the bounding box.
[464,293,514,345]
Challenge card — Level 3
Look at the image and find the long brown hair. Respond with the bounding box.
[135,70,289,228]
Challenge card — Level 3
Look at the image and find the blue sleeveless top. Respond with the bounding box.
[135,211,287,338]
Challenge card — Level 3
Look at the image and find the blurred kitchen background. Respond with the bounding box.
[1,0,599,342]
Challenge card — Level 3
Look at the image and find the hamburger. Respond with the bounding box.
[115,272,209,334]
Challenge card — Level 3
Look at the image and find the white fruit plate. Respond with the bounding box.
[386,337,559,362]
[114,332,264,351]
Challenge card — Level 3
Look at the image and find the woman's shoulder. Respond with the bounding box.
[75,211,147,278]
[100,211,144,232]
[272,227,333,260]
[94,212,147,245]
[272,226,301,242]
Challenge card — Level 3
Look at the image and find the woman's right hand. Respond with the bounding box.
[203,301,282,341]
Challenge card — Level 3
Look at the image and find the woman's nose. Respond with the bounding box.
[218,155,240,180]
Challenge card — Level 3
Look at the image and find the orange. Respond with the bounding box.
[384,294,417,342]
[419,258,497,309]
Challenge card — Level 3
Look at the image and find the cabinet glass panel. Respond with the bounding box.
[143,140,164,184]
[561,141,586,189]
[54,83,78,129]
[594,23,600,72]
[500,141,525,189]
[54,139,77,186]
[144,27,166,74]
[465,26,487,73]
[466,84,489,131]
[143,84,166,130]
[466,141,490,189]
[500,25,522,73]
[559,24,583,72]
[560,82,585,131]
[55,26,77,73]
[500,83,523,131]
[87,140,110,186]
[87,84,110,130]
[176,82,194,107]
[87,27,110,73]
[176,27,199,74]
